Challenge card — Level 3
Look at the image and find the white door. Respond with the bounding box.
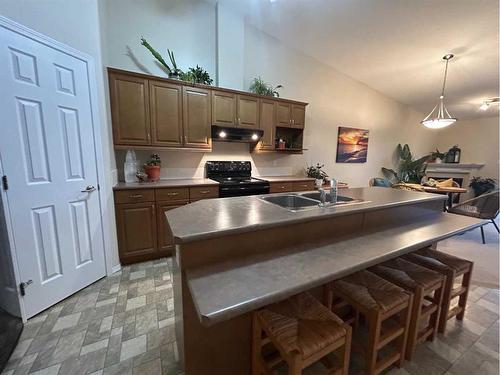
[0,20,106,318]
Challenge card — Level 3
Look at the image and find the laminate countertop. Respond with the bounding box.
[186,213,485,326]
[259,176,315,182]
[165,187,447,243]
[113,178,219,190]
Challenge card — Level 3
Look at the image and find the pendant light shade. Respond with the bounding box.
[421,54,457,129]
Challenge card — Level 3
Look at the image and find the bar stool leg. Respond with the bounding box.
[366,314,381,375]
[457,267,473,321]
[398,298,412,367]
[405,290,421,360]
[439,272,455,333]
[428,284,444,342]
[252,314,262,375]
[289,351,302,375]
[341,325,352,375]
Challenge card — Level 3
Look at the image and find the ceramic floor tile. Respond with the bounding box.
[28,364,61,375]
[80,338,109,356]
[51,312,81,332]
[119,334,147,362]
[125,296,146,312]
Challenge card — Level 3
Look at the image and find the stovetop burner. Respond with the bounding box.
[206,161,270,197]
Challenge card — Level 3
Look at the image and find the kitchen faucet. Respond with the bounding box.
[318,179,338,207]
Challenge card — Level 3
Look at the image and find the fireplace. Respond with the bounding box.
[425,163,484,202]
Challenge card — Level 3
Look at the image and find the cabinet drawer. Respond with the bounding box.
[269,182,293,193]
[189,186,219,201]
[155,187,189,203]
[292,181,315,192]
[114,189,155,204]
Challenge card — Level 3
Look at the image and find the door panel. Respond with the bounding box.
[258,99,276,150]
[212,91,236,127]
[150,80,183,147]
[183,87,211,149]
[109,72,150,145]
[277,102,291,127]
[237,95,259,129]
[157,203,181,255]
[291,104,306,128]
[116,203,157,263]
[0,22,106,318]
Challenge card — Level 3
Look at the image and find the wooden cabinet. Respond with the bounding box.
[157,203,183,254]
[190,186,219,201]
[183,87,211,149]
[292,180,315,191]
[237,95,260,129]
[109,72,150,145]
[212,91,236,126]
[115,201,157,264]
[150,80,183,147]
[269,182,293,193]
[291,104,306,129]
[258,99,276,150]
[269,180,314,193]
[277,102,291,127]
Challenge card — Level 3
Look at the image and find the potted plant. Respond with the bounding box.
[429,149,446,163]
[469,176,497,197]
[306,163,328,188]
[140,38,181,79]
[248,77,283,97]
[382,144,430,184]
[180,65,213,85]
[144,153,161,181]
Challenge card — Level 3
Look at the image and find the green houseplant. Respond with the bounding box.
[249,77,283,97]
[469,176,497,197]
[180,65,213,85]
[144,153,161,181]
[306,163,328,188]
[382,144,429,184]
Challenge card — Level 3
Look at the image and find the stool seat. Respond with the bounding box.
[411,248,471,274]
[332,270,410,312]
[369,258,443,291]
[257,292,347,360]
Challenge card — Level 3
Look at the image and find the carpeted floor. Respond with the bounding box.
[438,218,499,288]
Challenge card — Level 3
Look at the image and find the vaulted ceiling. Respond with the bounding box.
[224,0,500,120]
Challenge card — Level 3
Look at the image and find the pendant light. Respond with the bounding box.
[421,54,457,129]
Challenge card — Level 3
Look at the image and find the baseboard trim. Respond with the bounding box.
[111,264,122,274]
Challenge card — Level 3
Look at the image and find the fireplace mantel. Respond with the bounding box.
[426,163,484,174]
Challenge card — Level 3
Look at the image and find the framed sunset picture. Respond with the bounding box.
[336,127,369,163]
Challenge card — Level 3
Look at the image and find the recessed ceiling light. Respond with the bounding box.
[479,97,499,111]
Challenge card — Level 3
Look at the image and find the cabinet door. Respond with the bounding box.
[291,104,306,128]
[115,203,157,264]
[276,102,291,127]
[212,91,236,127]
[259,99,276,150]
[157,203,182,255]
[109,72,150,145]
[237,95,260,129]
[150,80,183,147]
[183,87,212,149]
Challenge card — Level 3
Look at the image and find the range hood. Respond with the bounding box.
[211,126,264,143]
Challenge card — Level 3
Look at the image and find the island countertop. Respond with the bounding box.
[166,187,446,243]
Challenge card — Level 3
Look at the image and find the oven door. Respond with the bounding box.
[220,184,270,197]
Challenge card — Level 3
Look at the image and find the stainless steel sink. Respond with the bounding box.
[299,192,357,203]
[260,194,319,211]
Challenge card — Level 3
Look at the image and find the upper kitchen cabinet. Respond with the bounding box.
[212,91,236,127]
[109,71,150,145]
[276,102,291,127]
[258,99,276,151]
[150,80,183,147]
[237,95,260,129]
[183,86,212,149]
[291,104,306,129]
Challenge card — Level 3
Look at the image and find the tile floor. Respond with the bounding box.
[2,259,499,375]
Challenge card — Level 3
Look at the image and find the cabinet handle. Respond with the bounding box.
[129,194,143,198]
[292,119,295,125]
[167,192,179,196]
[238,117,241,125]
[199,190,210,194]
[152,204,156,218]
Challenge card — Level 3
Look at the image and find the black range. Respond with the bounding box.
[206,161,270,197]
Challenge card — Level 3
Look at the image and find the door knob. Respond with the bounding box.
[81,185,96,193]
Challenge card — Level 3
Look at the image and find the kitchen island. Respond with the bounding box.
[165,187,484,374]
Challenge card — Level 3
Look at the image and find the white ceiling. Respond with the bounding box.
[223,0,500,120]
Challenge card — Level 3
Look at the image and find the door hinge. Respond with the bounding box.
[19,280,33,296]
[2,175,8,191]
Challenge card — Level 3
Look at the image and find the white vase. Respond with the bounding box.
[315,179,323,188]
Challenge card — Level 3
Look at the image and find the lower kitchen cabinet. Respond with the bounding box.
[115,202,158,264]
[157,203,183,255]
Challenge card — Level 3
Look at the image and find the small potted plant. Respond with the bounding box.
[469,176,497,197]
[429,149,446,163]
[144,153,161,181]
[306,163,328,188]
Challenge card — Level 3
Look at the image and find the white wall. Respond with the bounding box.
[0,0,120,272]
[435,116,499,179]
[102,0,216,79]
[243,24,436,187]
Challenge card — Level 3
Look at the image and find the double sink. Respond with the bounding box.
[260,191,366,211]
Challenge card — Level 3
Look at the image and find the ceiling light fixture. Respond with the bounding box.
[479,97,500,111]
[219,130,227,138]
[421,54,457,129]
[251,133,259,141]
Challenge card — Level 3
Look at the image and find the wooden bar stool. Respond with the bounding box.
[369,258,445,360]
[325,270,412,375]
[252,292,352,375]
[403,247,473,333]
